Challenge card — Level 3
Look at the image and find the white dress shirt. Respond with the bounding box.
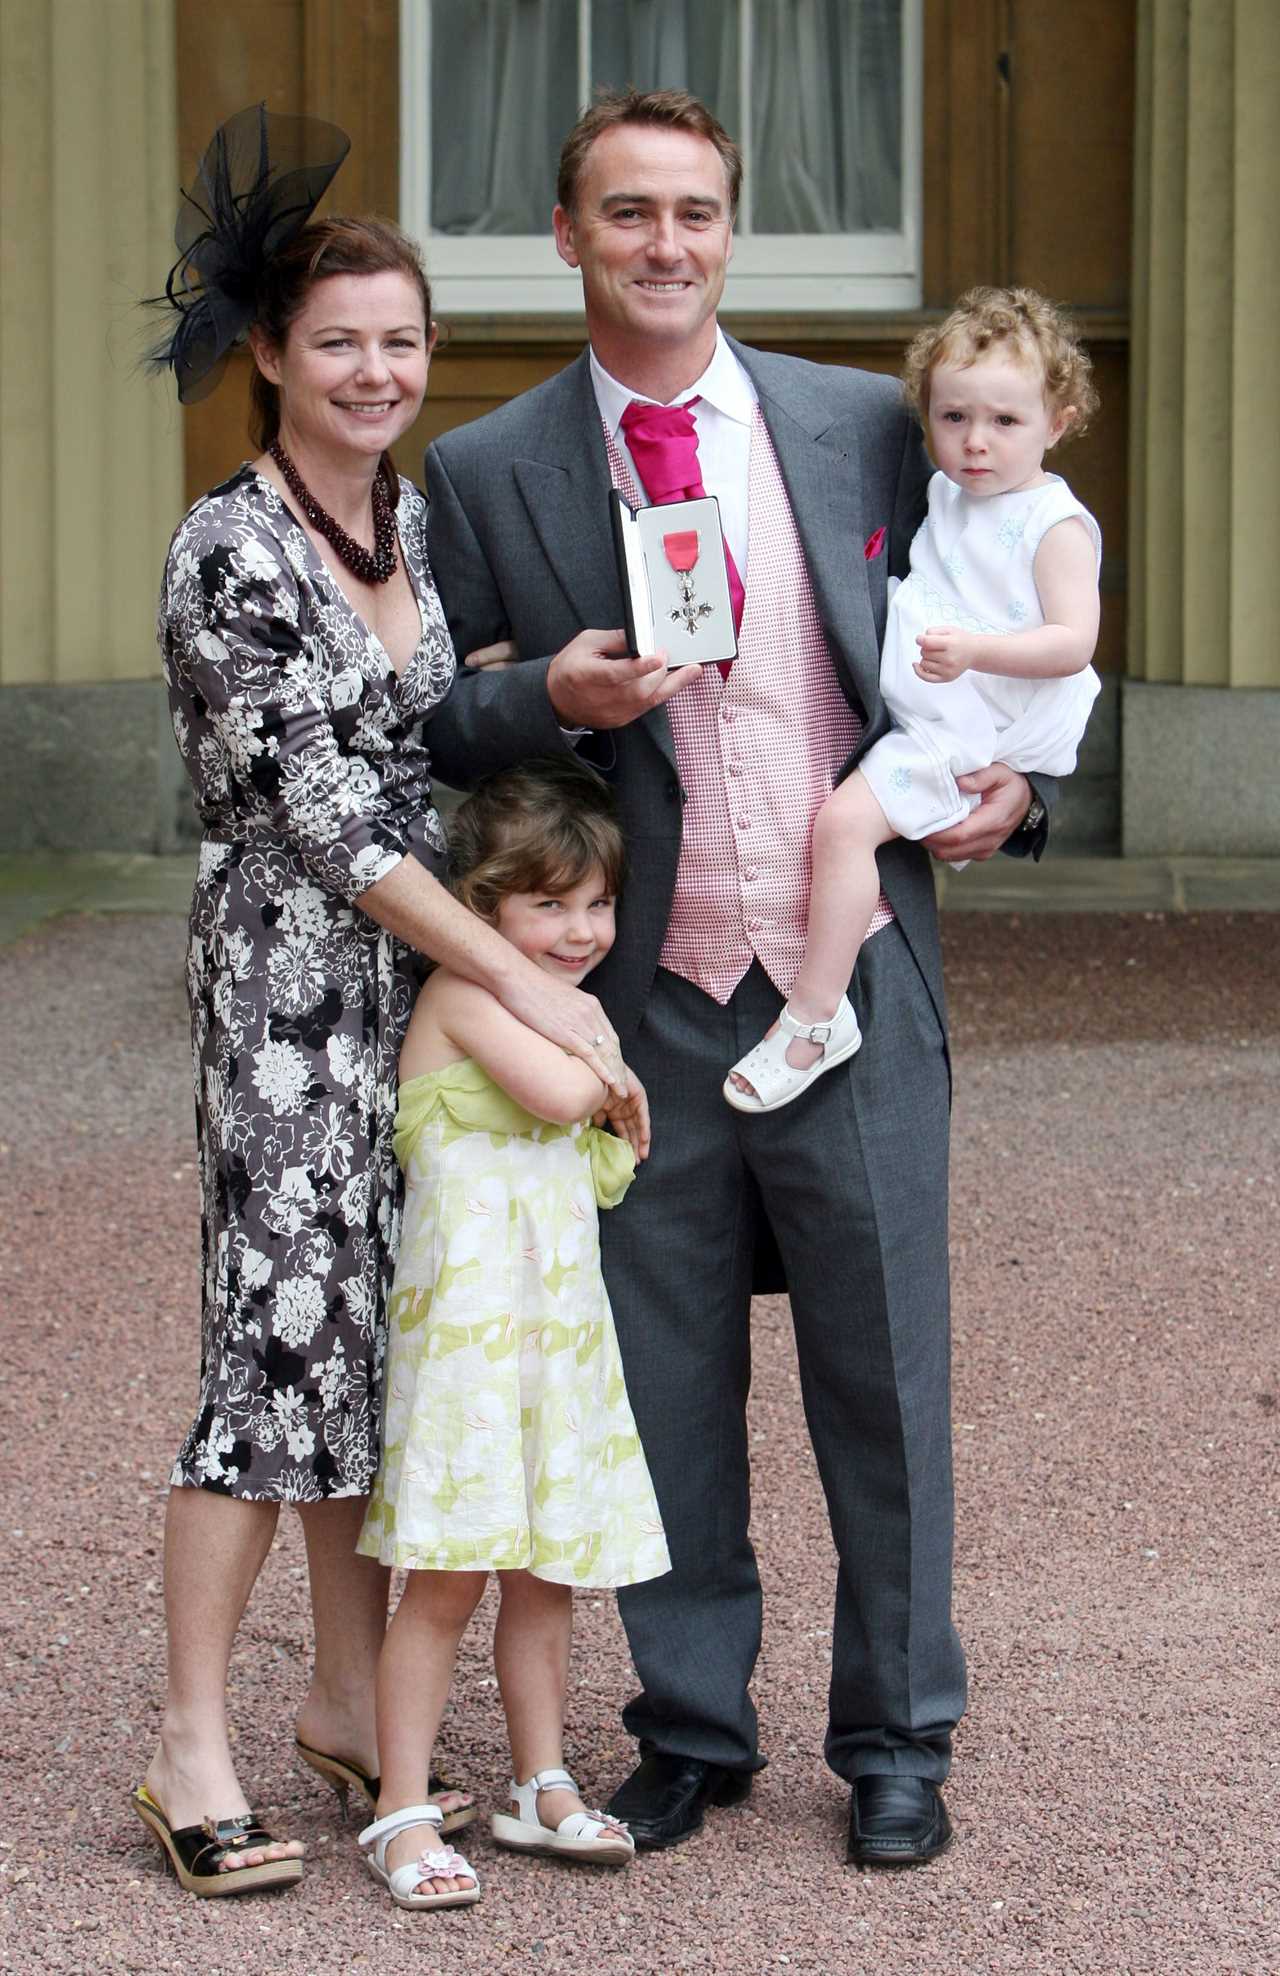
[588,330,757,577]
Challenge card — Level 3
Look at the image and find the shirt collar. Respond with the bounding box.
[589,328,757,441]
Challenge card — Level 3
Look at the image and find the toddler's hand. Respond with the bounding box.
[914,625,974,683]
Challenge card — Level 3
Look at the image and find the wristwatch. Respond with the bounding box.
[1020,792,1047,836]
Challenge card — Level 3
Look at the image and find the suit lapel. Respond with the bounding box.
[513,352,677,772]
[733,340,882,721]
[511,354,621,629]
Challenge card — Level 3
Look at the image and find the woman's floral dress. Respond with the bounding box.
[159,466,455,1501]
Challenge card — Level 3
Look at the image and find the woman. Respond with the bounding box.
[132,105,636,1899]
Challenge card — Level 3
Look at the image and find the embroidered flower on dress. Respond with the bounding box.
[278,881,333,941]
[997,512,1028,550]
[237,539,282,584]
[253,1037,311,1114]
[239,1243,274,1292]
[261,1165,319,1239]
[326,1033,361,1089]
[304,1103,355,1180]
[891,766,914,791]
[268,938,329,1015]
[273,1277,327,1349]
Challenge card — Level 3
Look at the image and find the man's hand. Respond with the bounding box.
[923,763,1032,863]
[464,638,518,671]
[914,625,977,683]
[594,1065,651,1162]
[547,628,699,729]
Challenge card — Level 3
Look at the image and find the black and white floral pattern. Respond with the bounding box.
[159,467,455,1500]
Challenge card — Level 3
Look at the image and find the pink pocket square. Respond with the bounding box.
[864,526,887,562]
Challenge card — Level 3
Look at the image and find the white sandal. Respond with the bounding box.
[491,1768,635,1866]
[358,1802,480,1911]
[723,994,863,1113]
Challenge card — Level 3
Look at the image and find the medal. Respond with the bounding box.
[664,529,714,637]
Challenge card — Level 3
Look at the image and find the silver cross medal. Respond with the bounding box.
[664,528,713,637]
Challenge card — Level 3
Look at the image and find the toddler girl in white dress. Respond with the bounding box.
[726,287,1102,1111]
[356,759,668,1910]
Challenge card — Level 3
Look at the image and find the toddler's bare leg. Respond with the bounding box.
[494,1571,627,1836]
[729,772,896,1095]
[375,1569,485,1895]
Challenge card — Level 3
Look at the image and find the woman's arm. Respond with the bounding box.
[163,510,628,1094]
[914,517,1100,683]
[355,857,626,1092]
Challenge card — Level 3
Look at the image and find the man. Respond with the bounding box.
[425,90,1053,1867]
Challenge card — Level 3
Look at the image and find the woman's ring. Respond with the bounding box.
[593,1034,606,1046]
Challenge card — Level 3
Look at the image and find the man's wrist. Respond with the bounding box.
[1002,786,1048,861]
[1020,791,1047,836]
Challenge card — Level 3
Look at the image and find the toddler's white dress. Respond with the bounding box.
[859,471,1102,839]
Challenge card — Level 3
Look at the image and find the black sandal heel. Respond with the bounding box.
[294,1739,477,1834]
[129,1785,303,1897]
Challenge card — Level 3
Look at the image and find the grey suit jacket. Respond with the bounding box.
[424,337,943,1046]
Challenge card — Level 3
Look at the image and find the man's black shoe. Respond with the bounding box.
[605,1752,753,1850]
[846,1776,953,1868]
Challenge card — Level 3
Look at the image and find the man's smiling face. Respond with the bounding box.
[553,122,734,372]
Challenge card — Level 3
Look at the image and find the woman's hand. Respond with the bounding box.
[594,1067,651,1161]
[356,857,629,1092]
[496,955,629,1098]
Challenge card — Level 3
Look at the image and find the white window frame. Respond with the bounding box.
[400,0,923,315]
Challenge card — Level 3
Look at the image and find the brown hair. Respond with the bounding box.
[902,286,1099,441]
[448,758,627,925]
[557,88,743,221]
[248,215,432,449]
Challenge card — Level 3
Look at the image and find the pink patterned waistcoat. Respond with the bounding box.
[605,407,893,1003]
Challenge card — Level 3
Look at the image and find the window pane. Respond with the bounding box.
[752,0,902,234]
[429,0,580,235]
[591,0,740,135]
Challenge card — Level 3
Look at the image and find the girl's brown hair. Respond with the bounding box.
[248,215,432,449]
[448,758,627,924]
[903,285,1099,440]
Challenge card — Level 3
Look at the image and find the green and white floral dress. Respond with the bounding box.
[358,1059,671,1588]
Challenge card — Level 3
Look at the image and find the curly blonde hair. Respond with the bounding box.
[902,286,1099,442]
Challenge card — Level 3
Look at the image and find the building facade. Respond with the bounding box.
[2,0,1276,855]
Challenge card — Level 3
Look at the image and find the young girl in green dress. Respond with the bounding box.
[356,758,669,1912]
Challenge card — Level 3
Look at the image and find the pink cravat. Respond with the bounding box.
[619,397,745,673]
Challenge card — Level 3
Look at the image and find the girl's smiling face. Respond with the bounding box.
[494,865,617,981]
[927,351,1072,498]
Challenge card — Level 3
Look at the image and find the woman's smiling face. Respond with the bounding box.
[252,271,432,464]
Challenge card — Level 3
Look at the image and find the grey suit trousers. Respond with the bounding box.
[604,933,965,1782]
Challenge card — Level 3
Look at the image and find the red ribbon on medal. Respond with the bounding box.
[663,530,700,572]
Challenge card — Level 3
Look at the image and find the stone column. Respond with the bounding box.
[0,0,185,851]
[1126,0,1280,852]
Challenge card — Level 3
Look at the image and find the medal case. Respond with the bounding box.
[609,490,739,667]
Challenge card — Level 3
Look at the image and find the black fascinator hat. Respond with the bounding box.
[150,102,350,403]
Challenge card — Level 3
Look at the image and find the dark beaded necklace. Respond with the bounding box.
[269,440,399,585]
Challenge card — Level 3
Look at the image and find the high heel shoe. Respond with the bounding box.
[294,1739,477,1835]
[129,1784,304,1898]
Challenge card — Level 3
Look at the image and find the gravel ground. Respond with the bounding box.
[1,909,1277,1975]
